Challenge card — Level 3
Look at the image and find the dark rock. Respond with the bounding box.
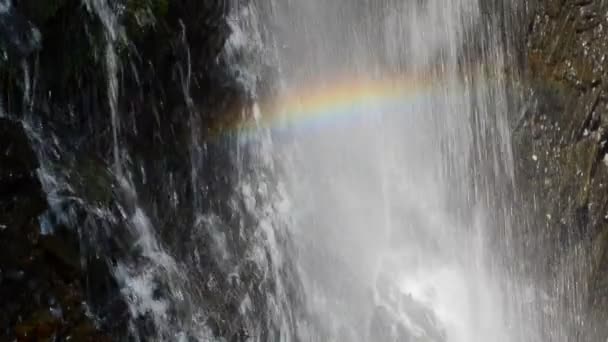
[0,113,108,339]
[15,309,61,340]
[39,235,81,273]
[0,119,46,222]
[0,0,287,340]
[18,0,68,26]
[0,3,41,59]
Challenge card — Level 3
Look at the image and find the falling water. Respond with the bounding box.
[235,0,535,341]
[2,0,559,340]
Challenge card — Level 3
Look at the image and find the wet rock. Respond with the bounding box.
[15,309,61,340]
[69,321,113,342]
[39,235,81,274]
[18,0,68,27]
[515,0,608,339]
[0,0,273,340]
[0,118,46,229]
[4,269,24,281]
[0,114,109,340]
[0,3,40,59]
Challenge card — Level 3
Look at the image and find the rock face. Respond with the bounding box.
[514,0,608,339]
[0,0,255,339]
[0,117,110,340]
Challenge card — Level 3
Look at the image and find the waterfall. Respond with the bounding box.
[0,0,567,341]
[234,0,539,341]
[220,0,536,341]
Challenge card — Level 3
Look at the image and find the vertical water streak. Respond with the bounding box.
[83,0,121,173]
[224,4,304,339]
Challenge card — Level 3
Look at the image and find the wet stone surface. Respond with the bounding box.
[0,117,111,340]
[514,0,608,339]
[0,0,266,340]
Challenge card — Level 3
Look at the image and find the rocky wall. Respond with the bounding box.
[515,0,608,339]
[0,0,241,339]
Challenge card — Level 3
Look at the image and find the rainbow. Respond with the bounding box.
[210,67,489,140]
